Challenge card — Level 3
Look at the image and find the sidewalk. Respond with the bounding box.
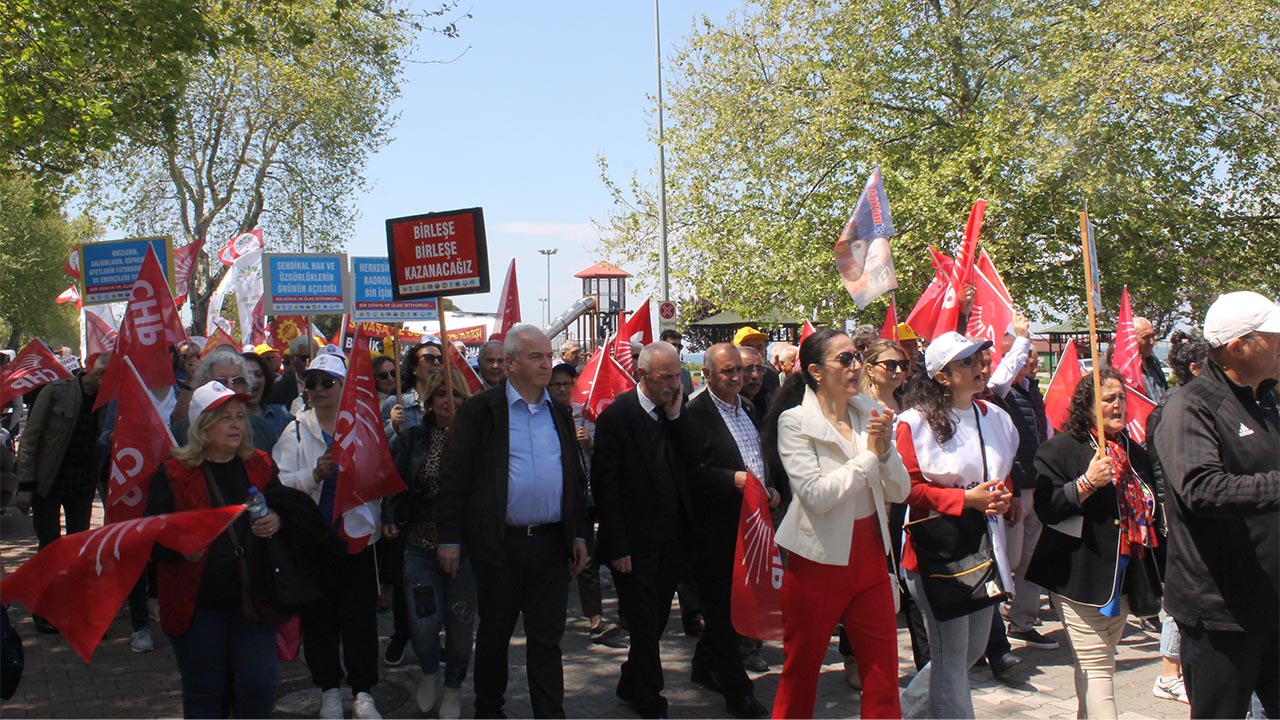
[1,505,1186,718]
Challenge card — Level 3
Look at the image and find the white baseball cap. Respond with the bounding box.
[306,353,347,380]
[189,381,250,427]
[925,331,993,376]
[1204,291,1280,348]
[317,343,346,360]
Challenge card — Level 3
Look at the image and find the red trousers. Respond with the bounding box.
[772,516,901,719]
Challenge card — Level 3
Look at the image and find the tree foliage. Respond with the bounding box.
[599,0,1279,333]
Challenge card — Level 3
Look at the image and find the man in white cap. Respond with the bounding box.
[1154,291,1280,719]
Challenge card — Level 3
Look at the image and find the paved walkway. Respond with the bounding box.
[1,505,1187,718]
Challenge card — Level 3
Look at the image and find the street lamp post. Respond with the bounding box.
[538,248,558,326]
[655,0,669,301]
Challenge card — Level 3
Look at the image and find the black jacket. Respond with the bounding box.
[590,389,694,562]
[999,378,1048,492]
[436,381,590,567]
[1026,432,1163,615]
[685,392,759,582]
[1153,361,1280,631]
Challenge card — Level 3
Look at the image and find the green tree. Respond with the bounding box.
[600,0,1279,333]
[80,0,465,335]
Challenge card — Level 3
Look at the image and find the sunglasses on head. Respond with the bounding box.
[305,375,340,390]
[872,360,910,372]
[832,351,864,368]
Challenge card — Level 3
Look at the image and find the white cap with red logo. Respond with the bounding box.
[188,381,250,427]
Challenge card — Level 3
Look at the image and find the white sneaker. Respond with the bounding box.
[1153,674,1189,704]
[353,691,381,720]
[417,672,440,713]
[129,627,155,653]
[439,686,463,719]
[319,688,344,719]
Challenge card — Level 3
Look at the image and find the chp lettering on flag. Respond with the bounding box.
[0,339,74,406]
[0,506,243,662]
[731,473,784,641]
[834,166,898,309]
[106,359,176,523]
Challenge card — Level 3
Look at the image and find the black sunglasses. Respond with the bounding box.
[871,360,910,372]
[418,353,443,365]
[376,371,395,380]
[305,375,340,390]
[832,351,864,368]
[950,354,977,369]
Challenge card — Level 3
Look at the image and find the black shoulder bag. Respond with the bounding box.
[903,404,1010,622]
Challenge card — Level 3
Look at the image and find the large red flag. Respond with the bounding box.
[731,474,784,641]
[172,239,204,308]
[0,506,243,662]
[0,339,73,406]
[905,247,955,342]
[932,200,986,340]
[1044,340,1084,432]
[1125,385,1157,443]
[571,346,636,423]
[442,337,485,395]
[106,360,176,524]
[624,299,654,346]
[332,328,406,552]
[880,297,899,342]
[85,307,119,362]
[95,246,187,409]
[201,326,240,358]
[968,250,1015,368]
[1112,286,1143,390]
[611,330,635,375]
[494,259,521,340]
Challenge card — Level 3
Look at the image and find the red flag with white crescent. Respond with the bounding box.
[571,346,636,423]
[0,339,74,406]
[0,506,243,662]
[624,299,654,346]
[1112,286,1143,391]
[95,246,187,409]
[106,360,176,524]
[172,239,205,308]
[494,259,521,340]
[218,229,264,266]
[731,474,784,641]
[56,285,81,309]
[62,247,81,280]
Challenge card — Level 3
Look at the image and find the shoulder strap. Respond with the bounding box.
[973,403,989,484]
[201,463,245,556]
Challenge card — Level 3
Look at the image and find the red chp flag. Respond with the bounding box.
[612,330,635,375]
[442,337,485,395]
[56,285,81,309]
[1112,286,1143,391]
[571,346,636,423]
[1044,340,1084,432]
[332,328,406,552]
[62,247,81,280]
[0,339,73,406]
[624,299,654,346]
[905,247,955,343]
[218,229,264,266]
[95,246,188,409]
[1125,385,1157,443]
[85,307,119,361]
[967,250,1015,368]
[106,361,176,524]
[932,200,986,340]
[494,259,521,339]
[172,239,204,308]
[731,474,784,641]
[0,506,244,662]
[880,297,899,342]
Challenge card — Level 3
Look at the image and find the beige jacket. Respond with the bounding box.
[774,387,909,565]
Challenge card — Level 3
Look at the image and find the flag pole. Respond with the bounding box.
[393,323,403,410]
[1079,206,1106,456]
[438,299,454,417]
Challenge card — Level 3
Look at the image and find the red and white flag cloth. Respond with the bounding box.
[201,326,240,358]
[793,320,817,373]
[932,200,986,340]
[624,298,654,346]
[172,239,204,308]
[1044,340,1084,432]
[1112,286,1143,391]
[106,360,176,524]
[0,506,244,662]
[332,327,406,553]
[442,337,486,395]
[611,331,635,375]
[268,315,307,354]
[905,247,954,343]
[0,339,73,406]
[85,307,119,362]
[731,474,784,641]
[95,246,188,409]
[571,346,636,423]
[494,259,521,340]
[217,229,264,266]
[62,247,81,280]
[967,250,1015,368]
[880,297,899,342]
[56,285,81,309]
[1125,385,1157,444]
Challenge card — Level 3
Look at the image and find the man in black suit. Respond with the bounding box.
[437,324,590,719]
[592,341,694,719]
[684,343,776,718]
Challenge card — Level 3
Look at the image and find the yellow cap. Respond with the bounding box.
[896,322,921,341]
[253,343,275,355]
[733,326,768,345]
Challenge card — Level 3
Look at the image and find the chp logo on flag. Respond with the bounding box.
[1,339,74,404]
[731,475,784,641]
[218,229,265,266]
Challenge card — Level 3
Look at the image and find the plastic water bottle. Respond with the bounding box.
[245,486,270,521]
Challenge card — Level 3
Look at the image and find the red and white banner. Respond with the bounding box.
[1112,286,1143,391]
[624,298,654,346]
[0,339,73,406]
[611,331,635,375]
[201,326,240,358]
[85,306,119,362]
[172,239,204,308]
[1125,385,1157,444]
[932,200,985,340]
[217,229,264,267]
[967,250,1015,368]
[95,246,187,409]
[56,285,81,309]
[1044,340,1083,432]
[731,474,784,641]
[493,259,520,340]
[106,360,176,524]
[571,346,636,423]
[443,337,485,395]
[0,506,243,662]
[332,327,406,552]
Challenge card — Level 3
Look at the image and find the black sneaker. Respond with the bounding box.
[989,652,1022,679]
[1008,627,1059,650]
[383,636,408,666]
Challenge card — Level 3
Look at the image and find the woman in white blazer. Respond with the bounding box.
[761,329,909,719]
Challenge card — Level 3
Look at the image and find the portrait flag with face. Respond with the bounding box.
[834,166,898,309]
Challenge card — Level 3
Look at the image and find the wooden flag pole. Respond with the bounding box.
[393,322,403,409]
[1080,207,1106,456]
[438,299,455,417]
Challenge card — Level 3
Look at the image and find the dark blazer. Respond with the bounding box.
[685,391,758,577]
[436,381,589,567]
[591,388,694,563]
[1026,431,1164,615]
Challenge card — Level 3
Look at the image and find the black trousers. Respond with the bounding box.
[613,539,683,714]
[301,547,379,694]
[377,535,410,644]
[575,521,603,619]
[472,531,571,719]
[1179,622,1279,719]
[691,552,753,705]
[32,485,94,549]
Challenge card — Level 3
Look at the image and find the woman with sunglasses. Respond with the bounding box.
[384,341,446,443]
[373,355,399,406]
[896,332,1017,719]
[274,354,384,719]
[860,340,910,414]
[761,329,909,719]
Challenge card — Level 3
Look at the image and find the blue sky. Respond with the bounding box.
[347,1,740,323]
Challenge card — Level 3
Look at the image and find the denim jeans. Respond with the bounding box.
[403,544,477,689]
[168,606,278,719]
[901,570,992,719]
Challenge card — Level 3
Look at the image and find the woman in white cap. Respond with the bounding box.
[145,380,283,718]
[896,331,1017,719]
[273,354,383,720]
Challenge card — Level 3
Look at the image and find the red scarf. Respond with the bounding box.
[1103,436,1159,557]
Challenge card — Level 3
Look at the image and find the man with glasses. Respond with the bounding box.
[1155,291,1280,719]
[593,341,696,718]
[733,327,776,413]
[737,347,766,414]
[271,335,321,407]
